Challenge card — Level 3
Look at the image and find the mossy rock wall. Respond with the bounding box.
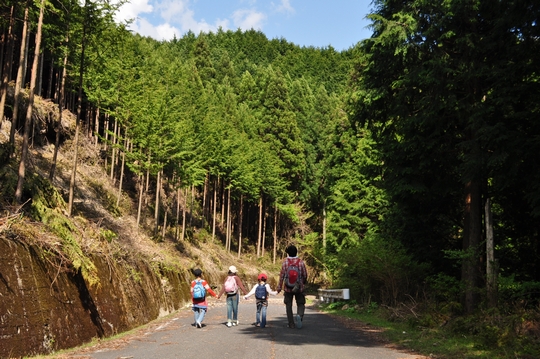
[0,236,191,358]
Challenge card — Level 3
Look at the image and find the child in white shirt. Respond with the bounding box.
[244,273,278,328]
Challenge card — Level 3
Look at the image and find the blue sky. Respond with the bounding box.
[114,0,375,51]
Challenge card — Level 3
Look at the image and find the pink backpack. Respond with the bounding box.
[224,275,238,293]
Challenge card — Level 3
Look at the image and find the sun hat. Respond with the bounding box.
[228,265,237,274]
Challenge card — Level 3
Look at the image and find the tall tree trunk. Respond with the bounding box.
[190,185,194,229]
[37,51,43,96]
[9,3,29,153]
[226,187,231,252]
[15,0,44,203]
[237,194,243,258]
[221,179,225,224]
[181,187,187,241]
[162,207,168,238]
[176,187,181,241]
[0,5,14,129]
[485,198,498,308]
[137,173,144,227]
[273,204,278,264]
[262,208,267,257]
[67,0,89,216]
[116,135,127,207]
[257,194,263,257]
[461,180,482,314]
[154,169,161,235]
[49,33,68,181]
[212,176,217,242]
[94,106,100,147]
[202,173,208,223]
[109,118,117,181]
[21,24,30,86]
[144,150,150,205]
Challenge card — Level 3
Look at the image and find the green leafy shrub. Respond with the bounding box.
[332,234,429,306]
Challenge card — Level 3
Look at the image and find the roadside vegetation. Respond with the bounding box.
[320,300,540,359]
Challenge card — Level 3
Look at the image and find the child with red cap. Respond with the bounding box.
[244,273,278,328]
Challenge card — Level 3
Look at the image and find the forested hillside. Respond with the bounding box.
[1,0,540,357]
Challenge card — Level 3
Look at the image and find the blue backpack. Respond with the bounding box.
[193,280,206,299]
[255,284,267,300]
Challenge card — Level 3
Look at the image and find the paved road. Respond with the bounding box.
[64,296,425,359]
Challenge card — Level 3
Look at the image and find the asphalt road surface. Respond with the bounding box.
[64,296,427,359]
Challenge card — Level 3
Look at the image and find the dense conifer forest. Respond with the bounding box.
[1,1,539,356]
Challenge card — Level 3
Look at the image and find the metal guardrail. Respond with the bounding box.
[318,288,350,303]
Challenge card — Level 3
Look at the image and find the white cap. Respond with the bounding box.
[228,265,237,273]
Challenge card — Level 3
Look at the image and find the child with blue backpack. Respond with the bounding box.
[191,268,217,328]
[243,273,278,328]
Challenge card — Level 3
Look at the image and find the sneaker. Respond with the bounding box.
[287,323,296,329]
[233,320,238,326]
[196,322,202,328]
[227,321,232,327]
[295,315,302,329]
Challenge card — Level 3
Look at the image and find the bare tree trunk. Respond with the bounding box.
[109,118,117,181]
[162,207,168,238]
[257,194,263,257]
[154,169,161,235]
[49,33,68,181]
[237,194,243,258]
[212,176,217,242]
[226,187,231,252]
[190,184,194,229]
[485,198,498,308]
[0,5,15,128]
[144,150,150,205]
[176,187,181,241]
[54,66,60,102]
[21,24,30,87]
[116,135,127,207]
[68,0,89,217]
[137,173,143,227]
[202,173,208,223]
[37,51,44,96]
[15,0,44,203]
[94,106,100,147]
[273,204,278,264]
[9,4,29,152]
[262,208,267,257]
[221,179,225,224]
[181,187,187,241]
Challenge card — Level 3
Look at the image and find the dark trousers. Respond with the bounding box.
[283,291,305,327]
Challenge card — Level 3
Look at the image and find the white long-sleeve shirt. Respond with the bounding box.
[244,282,278,300]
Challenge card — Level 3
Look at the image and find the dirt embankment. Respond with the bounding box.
[0,234,191,358]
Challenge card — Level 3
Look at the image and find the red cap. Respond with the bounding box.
[257,273,267,281]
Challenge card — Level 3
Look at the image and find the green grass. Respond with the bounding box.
[319,300,540,359]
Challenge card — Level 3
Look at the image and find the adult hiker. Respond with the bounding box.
[277,245,308,328]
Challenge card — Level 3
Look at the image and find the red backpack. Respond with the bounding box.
[285,258,301,290]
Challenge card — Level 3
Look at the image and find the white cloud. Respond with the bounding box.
[114,0,153,24]
[276,0,294,14]
[232,9,266,30]
[113,0,266,40]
